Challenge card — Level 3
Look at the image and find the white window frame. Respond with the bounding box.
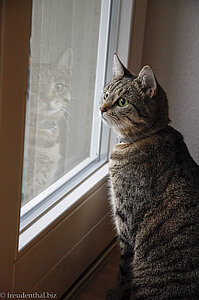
[20,0,112,240]
[0,0,147,295]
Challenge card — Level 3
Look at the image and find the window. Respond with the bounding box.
[0,0,138,295]
[19,0,113,247]
[22,0,103,206]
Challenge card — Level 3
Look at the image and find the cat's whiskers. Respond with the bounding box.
[62,106,86,127]
[108,114,121,125]
[115,120,144,154]
[62,113,69,130]
[62,109,77,127]
[124,116,150,138]
[63,106,106,128]
[141,119,154,133]
[131,124,153,138]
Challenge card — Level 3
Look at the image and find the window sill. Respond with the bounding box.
[18,163,109,251]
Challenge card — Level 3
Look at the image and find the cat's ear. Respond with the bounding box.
[113,54,136,80]
[57,48,73,68]
[138,65,157,98]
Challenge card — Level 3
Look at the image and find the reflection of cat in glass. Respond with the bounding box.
[23,49,73,204]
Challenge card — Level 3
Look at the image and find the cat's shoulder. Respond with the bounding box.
[110,126,183,162]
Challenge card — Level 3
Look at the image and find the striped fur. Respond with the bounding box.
[102,57,199,299]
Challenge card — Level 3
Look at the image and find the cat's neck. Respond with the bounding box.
[118,125,167,144]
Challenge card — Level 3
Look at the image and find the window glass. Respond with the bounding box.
[22,0,101,206]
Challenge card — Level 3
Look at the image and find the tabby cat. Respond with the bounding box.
[22,49,72,204]
[100,54,199,299]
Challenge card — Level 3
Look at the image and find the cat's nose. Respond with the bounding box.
[100,106,106,113]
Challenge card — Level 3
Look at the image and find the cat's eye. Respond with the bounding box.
[117,98,128,107]
[104,92,109,100]
[54,83,65,93]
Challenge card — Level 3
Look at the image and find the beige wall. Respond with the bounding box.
[138,0,199,163]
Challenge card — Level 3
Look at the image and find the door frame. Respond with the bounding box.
[0,0,32,291]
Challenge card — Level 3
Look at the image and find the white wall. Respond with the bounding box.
[140,0,199,163]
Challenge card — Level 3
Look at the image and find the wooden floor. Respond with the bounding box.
[74,246,120,300]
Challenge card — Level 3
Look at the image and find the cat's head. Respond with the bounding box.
[29,48,73,128]
[100,54,170,139]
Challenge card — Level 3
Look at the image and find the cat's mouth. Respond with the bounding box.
[101,112,120,128]
[29,120,56,130]
[39,120,56,129]
[101,113,111,126]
